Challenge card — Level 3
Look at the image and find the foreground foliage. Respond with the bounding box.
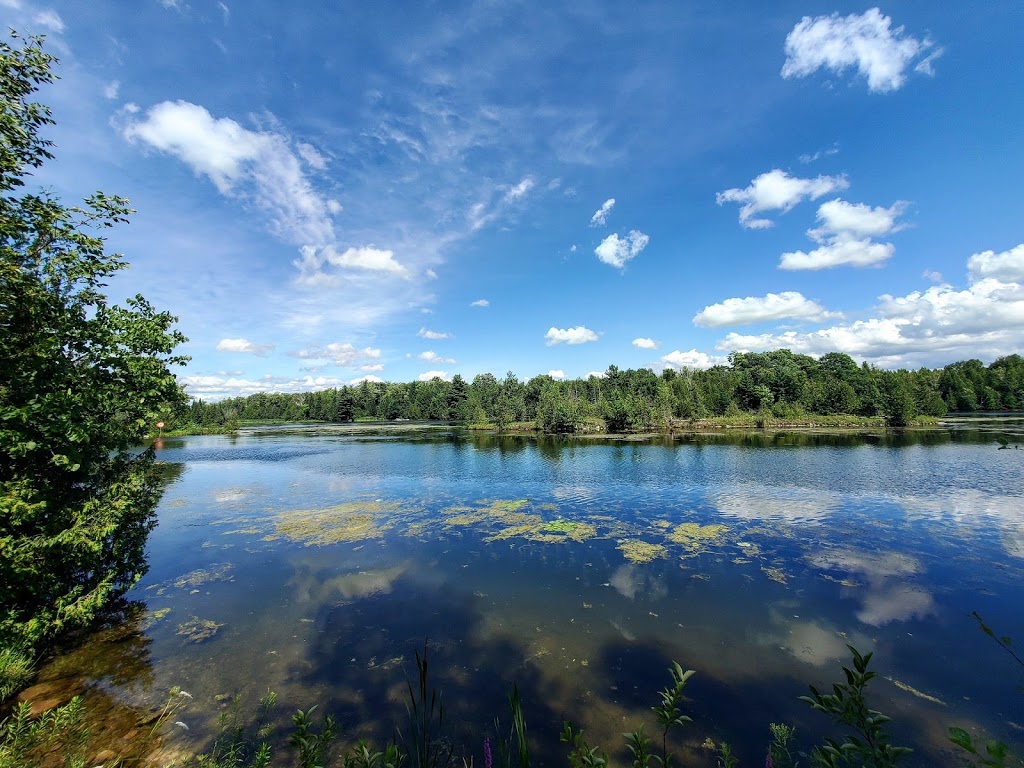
[0,34,187,697]
[177,351,1024,434]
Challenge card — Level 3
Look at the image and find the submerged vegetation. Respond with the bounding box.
[172,351,1024,435]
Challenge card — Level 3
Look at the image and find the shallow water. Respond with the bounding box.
[33,424,1024,766]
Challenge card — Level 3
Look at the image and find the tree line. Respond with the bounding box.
[177,350,1024,433]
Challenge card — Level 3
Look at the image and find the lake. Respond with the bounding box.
[33,422,1024,766]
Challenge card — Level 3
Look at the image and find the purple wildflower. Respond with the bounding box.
[484,737,493,768]
[765,754,774,768]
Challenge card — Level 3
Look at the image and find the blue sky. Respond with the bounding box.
[5,1,1023,400]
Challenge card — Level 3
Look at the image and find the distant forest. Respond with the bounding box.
[175,351,1024,433]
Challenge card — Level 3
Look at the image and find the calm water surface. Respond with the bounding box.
[39,424,1024,765]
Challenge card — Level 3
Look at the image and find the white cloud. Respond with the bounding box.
[808,199,907,242]
[922,269,943,283]
[292,343,382,367]
[569,244,577,253]
[216,337,274,355]
[782,8,937,93]
[694,291,835,327]
[360,363,384,372]
[661,349,720,370]
[103,80,120,100]
[122,100,338,247]
[632,337,660,350]
[503,176,535,202]
[418,370,449,382]
[181,373,350,401]
[296,245,410,280]
[419,350,456,364]
[799,144,839,164]
[296,141,327,170]
[545,326,599,346]
[547,369,566,380]
[590,198,616,226]
[594,230,650,268]
[716,169,848,229]
[780,236,893,271]
[32,9,63,31]
[718,272,1024,369]
[217,1,230,23]
[586,371,607,379]
[351,374,384,385]
[967,244,1024,283]
[779,197,906,271]
[418,328,450,340]
[470,299,490,307]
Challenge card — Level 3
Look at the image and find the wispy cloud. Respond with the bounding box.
[418,328,450,340]
[590,198,615,226]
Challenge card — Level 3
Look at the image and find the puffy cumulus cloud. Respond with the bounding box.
[180,373,349,401]
[545,326,599,346]
[590,198,616,226]
[694,291,835,328]
[470,299,490,307]
[418,328,450,340]
[716,169,848,229]
[122,100,340,247]
[718,273,1024,368]
[360,363,385,372]
[547,369,566,380]
[351,374,384,385]
[594,230,649,268]
[808,199,908,242]
[419,350,456,364]
[922,269,943,283]
[967,244,1024,283]
[216,337,274,355]
[782,8,937,93]
[661,349,720,370]
[103,80,120,100]
[779,198,906,270]
[632,337,660,350]
[292,343,382,367]
[780,237,893,271]
[418,370,449,382]
[295,245,410,282]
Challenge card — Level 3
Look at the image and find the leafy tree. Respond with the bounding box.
[0,34,187,688]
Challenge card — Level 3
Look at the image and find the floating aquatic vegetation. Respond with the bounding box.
[276,500,414,545]
[667,523,729,555]
[223,527,262,535]
[174,563,235,589]
[141,607,171,630]
[618,539,668,564]
[176,617,223,643]
[761,566,789,584]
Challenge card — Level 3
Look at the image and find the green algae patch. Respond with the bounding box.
[485,499,530,513]
[667,523,729,555]
[618,539,668,564]
[276,500,412,545]
[177,617,223,643]
[174,563,235,589]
